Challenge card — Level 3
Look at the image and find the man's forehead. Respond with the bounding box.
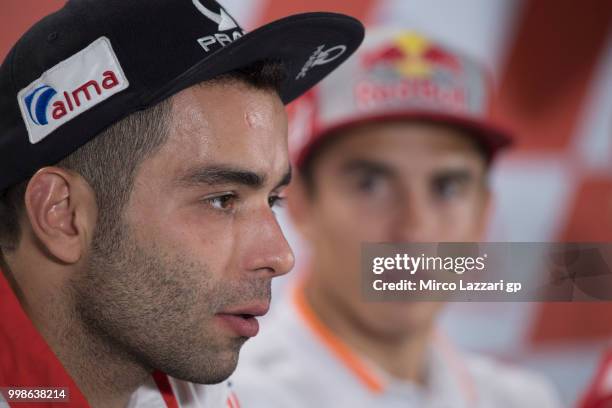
[170,85,284,137]
[326,130,483,166]
[160,85,286,156]
[131,86,289,195]
[336,154,481,176]
[309,129,486,184]
[342,121,479,148]
[171,81,284,119]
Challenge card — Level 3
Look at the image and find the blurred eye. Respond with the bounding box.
[268,195,286,209]
[432,176,467,200]
[206,193,237,211]
[356,173,386,194]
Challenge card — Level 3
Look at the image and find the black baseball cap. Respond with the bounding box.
[0,0,364,192]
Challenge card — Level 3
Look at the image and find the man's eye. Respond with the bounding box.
[356,173,386,194]
[434,178,465,199]
[358,176,375,192]
[207,194,237,211]
[268,195,286,209]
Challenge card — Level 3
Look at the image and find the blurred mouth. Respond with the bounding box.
[215,303,270,338]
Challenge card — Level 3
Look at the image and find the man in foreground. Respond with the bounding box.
[233,28,562,407]
[0,0,364,406]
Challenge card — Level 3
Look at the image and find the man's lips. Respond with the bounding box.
[215,303,270,337]
[220,303,270,317]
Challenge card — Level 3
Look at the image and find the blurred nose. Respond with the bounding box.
[389,190,436,242]
[243,208,295,277]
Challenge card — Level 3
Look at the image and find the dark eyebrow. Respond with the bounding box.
[341,159,394,177]
[178,166,266,188]
[177,165,292,190]
[274,167,292,190]
[430,169,475,183]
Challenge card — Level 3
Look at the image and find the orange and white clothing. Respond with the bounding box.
[0,271,240,408]
[232,285,562,408]
[125,374,239,408]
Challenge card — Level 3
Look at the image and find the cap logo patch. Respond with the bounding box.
[17,37,129,144]
[193,0,244,53]
[362,33,462,78]
[355,33,467,112]
[296,44,347,80]
[24,85,57,126]
[192,0,237,31]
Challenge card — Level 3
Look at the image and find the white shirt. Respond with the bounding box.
[231,286,563,408]
[127,377,239,408]
[0,378,239,408]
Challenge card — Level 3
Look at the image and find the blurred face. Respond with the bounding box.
[74,82,294,383]
[298,120,489,338]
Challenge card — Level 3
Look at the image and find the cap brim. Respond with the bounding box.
[297,111,513,168]
[148,12,365,106]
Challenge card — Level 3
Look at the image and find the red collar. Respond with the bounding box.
[0,270,90,407]
[0,269,228,408]
[580,350,612,408]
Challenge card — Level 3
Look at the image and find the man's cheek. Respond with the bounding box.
[163,211,229,252]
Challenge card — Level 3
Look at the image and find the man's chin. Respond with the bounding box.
[189,365,237,385]
[161,343,243,385]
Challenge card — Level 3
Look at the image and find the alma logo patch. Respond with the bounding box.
[24,85,57,126]
[17,37,129,144]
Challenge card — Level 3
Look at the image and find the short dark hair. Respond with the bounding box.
[0,60,286,256]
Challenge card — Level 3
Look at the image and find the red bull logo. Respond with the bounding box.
[356,33,467,112]
[355,78,466,111]
[362,33,461,78]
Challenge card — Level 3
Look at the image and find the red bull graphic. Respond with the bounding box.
[356,33,467,112]
[355,80,466,111]
[362,33,461,77]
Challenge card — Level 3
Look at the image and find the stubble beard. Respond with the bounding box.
[70,215,265,385]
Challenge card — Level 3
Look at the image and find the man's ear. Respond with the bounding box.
[24,167,97,264]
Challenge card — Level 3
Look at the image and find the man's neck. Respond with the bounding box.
[303,276,432,385]
[11,264,150,408]
[51,316,150,408]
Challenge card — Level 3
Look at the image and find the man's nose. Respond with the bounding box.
[389,191,436,242]
[243,208,295,277]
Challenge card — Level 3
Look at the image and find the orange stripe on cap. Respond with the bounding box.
[292,283,385,394]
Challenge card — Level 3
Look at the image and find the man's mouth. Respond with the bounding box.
[215,303,270,337]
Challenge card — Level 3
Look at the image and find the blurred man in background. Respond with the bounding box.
[232,28,562,407]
